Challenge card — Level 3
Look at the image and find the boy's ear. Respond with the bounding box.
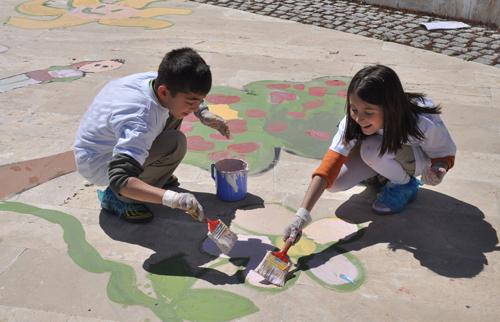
[157,84,171,99]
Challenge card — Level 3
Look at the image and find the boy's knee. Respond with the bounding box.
[169,130,187,159]
[360,136,383,166]
[148,129,187,164]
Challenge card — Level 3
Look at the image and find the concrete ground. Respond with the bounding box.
[1,0,499,321]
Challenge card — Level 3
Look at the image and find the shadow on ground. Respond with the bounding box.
[99,188,264,285]
[294,187,499,278]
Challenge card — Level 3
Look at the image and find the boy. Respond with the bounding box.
[74,48,230,223]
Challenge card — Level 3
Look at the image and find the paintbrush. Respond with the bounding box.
[206,218,238,255]
[254,238,293,287]
[185,210,237,255]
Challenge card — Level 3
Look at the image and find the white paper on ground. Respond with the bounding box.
[420,21,470,30]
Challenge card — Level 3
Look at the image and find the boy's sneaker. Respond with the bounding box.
[97,188,153,223]
[372,176,421,214]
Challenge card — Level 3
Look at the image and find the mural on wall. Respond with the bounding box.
[182,76,350,174]
[6,0,192,29]
[0,59,124,93]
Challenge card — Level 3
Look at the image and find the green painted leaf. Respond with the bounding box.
[173,288,258,322]
[149,273,196,300]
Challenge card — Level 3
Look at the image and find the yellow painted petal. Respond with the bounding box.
[17,0,66,16]
[71,0,101,7]
[98,17,172,29]
[7,15,91,29]
[208,104,239,120]
[135,7,192,18]
[275,238,316,257]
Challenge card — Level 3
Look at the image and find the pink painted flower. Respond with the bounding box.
[309,87,327,97]
[266,83,290,89]
[287,111,306,119]
[325,79,347,87]
[265,121,288,133]
[305,129,331,141]
[269,91,297,104]
[206,94,241,104]
[187,136,214,151]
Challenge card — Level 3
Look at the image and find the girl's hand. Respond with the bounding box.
[283,208,312,244]
[422,164,447,185]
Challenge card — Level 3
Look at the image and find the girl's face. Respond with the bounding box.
[349,94,384,135]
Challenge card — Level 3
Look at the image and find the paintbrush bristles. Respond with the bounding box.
[207,220,238,254]
[255,251,291,287]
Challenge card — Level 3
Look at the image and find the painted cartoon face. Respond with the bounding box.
[78,60,123,73]
[349,94,384,135]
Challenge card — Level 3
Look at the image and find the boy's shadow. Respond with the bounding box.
[99,188,265,285]
[295,187,499,278]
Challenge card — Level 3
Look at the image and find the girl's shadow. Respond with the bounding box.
[294,187,499,278]
[99,188,265,285]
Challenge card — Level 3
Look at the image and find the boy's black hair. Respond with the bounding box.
[155,47,211,96]
[343,64,441,155]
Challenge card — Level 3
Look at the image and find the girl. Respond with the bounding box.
[284,64,456,243]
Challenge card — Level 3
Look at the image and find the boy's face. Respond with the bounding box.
[157,85,205,119]
[349,94,384,135]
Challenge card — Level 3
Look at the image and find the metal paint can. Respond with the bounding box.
[210,159,248,201]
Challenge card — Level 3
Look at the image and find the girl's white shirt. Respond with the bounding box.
[329,98,456,176]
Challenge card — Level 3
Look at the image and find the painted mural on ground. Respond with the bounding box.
[183,76,350,174]
[0,201,366,320]
[0,151,75,200]
[0,59,124,93]
[203,206,366,292]
[6,0,191,29]
[0,201,258,322]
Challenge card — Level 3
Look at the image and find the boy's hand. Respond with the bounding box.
[198,109,231,139]
[283,208,312,244]
[422,163,447,186]
[162,190,206,222]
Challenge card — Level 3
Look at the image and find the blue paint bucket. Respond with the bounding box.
[211,159,248,202]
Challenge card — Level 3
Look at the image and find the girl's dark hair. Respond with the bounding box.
[155,47,211,96]
[344,64,441,155]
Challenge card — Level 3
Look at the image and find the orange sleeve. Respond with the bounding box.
[312,150,347,188]
[431,155,455,170]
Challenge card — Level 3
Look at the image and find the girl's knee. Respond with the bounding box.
[360,136,382,165]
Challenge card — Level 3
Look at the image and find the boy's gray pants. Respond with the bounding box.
[138,117,186,188]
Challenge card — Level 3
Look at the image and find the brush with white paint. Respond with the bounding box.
[254,239,293,287]
[206,218,238,255]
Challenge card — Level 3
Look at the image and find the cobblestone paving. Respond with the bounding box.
[192,0,500,68]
